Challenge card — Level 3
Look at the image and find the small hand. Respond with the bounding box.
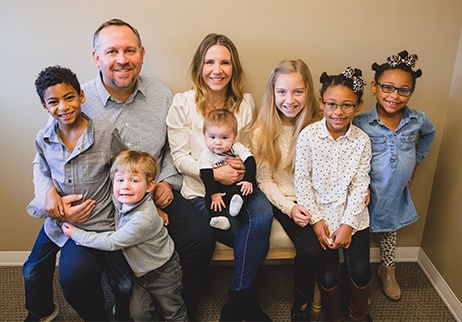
[331,224,353,249]
[156,207,169,226]
[211,193,226,212]
[62,222,77,237]
[237,181,253,196]
[291,204,311,227]
[365,187,371,207]
[312,221,332,250]
[407,163,419,187]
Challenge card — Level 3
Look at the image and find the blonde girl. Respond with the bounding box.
[249,59,322,321]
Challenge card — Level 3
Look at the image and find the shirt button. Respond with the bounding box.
[68,179,72,183]
[125,123,129,127]
[391,154,396,157]
[127,143,131,147]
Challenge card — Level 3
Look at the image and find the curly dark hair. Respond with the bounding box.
[372,50,422,87]
[319,67,365,101]
[35,65,81,103]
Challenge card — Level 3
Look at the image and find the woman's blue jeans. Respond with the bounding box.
[22,226,132,321]
[189,187,273,291]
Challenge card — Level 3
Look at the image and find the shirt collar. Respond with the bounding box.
[95,72,146,106]
[368,105,416,124]
[318,118,356,141]
[114,192,152,214]
[43,113,94,147]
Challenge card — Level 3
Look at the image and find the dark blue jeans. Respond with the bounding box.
[22,226,133,321]
[317,228,372,289]
[130,252,187,321]
[163,190,216,318]
[273,207,324,307]
[190,187,273,291]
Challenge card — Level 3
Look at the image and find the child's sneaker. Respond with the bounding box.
[229,195,243,217]
[25,302,59,322]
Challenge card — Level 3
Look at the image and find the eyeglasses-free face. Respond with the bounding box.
[322,101,359,114]
[376,82,414,97]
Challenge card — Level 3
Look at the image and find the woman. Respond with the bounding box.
[249,59,324,321]
[167,33,273,321]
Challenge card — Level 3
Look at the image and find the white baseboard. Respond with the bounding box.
[0,251,30,266]
[417,249,462,322]
[1,247,460,321]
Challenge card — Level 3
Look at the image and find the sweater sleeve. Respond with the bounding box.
[166,93,201,181]
[256,162,295,217]
[71,211,153,251]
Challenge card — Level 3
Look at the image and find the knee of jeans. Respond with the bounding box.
[117,278,133,296]
[22,260,49,284]
[349,265,372,287]
[22,262,34,283]
[318,271,340,289]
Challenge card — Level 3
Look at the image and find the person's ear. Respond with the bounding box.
[92,50,100,68]
[141,46,146,62]
[355,99,364,114]
[146,180,156,193]
[80,90,86,104]
[318,97,324,111]
[370,81,377,95]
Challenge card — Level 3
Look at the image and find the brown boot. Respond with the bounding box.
[348,276,372,321]
[318,281,344,321]
[378,264,401,301]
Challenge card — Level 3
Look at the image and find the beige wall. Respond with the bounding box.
[0,0,461,300]
[422,27,462,300]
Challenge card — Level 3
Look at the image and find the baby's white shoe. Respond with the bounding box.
[229,195,243,217]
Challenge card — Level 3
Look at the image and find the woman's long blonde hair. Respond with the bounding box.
[250,59,321,172]
[189,33,246,116]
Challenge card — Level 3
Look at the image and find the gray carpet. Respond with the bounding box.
[0,263,456,321]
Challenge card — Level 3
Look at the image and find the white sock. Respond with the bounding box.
[210,216,231,230]
[229,194,243,217]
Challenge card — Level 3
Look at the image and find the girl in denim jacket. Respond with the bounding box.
[353,51,436,302]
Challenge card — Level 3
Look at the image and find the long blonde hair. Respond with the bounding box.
[250,59,320,172]
[189,33,246,116]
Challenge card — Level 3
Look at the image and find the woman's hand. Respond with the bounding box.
[213,156,245,185]
[290,204,311,227]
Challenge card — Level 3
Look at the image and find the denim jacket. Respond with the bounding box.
[353,105,435,232]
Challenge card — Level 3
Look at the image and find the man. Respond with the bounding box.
[82,19,216,319]
[26,19,215,321]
